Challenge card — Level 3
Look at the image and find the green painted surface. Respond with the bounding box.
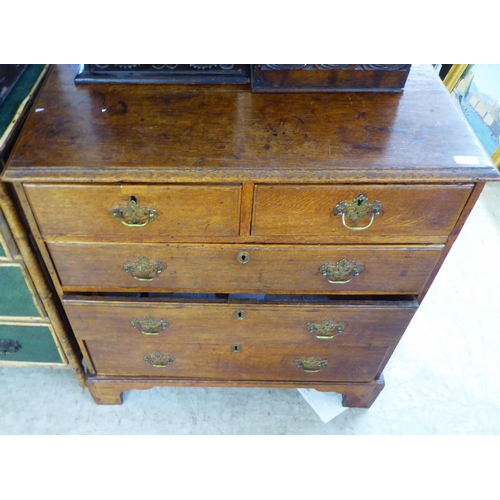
[0,324,63,363]
[0,265,41,317]
[0,65,46,137]
[0,236,6,257]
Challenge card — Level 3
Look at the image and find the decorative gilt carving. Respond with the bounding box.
[295,356,329,372]
[307,319,348,339]
[319,259,365,284]
[131,316,169,336]
[123,256,166,282]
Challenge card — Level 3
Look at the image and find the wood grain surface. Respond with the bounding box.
[63,297,417,345]
[252,183,472,243]
[85,339,390,383]
[3,65,499,184]
[48,243,442,294]
[24,183,241,241]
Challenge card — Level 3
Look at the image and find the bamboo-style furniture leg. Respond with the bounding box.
[0,183,85,386]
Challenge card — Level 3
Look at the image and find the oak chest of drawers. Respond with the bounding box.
[3,64,499,406]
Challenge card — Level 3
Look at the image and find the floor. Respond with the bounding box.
[1,183,499,435]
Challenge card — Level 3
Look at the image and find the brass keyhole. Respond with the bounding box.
[233,310,247,320]
[231,344,242,353]
[237,251,250,264]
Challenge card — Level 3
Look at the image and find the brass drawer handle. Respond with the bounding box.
[144,352,175,368]
[111,198,158,227]
[319,259,365,284]
[295,356,329,373]
[131,316,169,336]
[123,256,166,281]
[333,193,383,231]
[0,339,22,354]
[307,320,347,339]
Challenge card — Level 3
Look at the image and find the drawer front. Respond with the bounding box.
[0,264,42,318]
[49,243,442,294]
[252,184,472,243]
[85,339,390,383]
[0,324,63,364]
[63,298,417,346]
[24,183,242,242]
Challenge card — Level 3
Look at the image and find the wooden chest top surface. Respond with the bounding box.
[3,64,499,183]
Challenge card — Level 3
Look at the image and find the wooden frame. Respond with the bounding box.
[444,64,500,167]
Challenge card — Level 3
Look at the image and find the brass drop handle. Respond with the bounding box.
[295,356,329,373]
[111,198,158,227]
[144,352,175,368]
[333,193,383,231]
[0,339,22,354]
[319,259,365,284]
[123,256,166,281]
[131,316,169,336]
[307,320,347,339]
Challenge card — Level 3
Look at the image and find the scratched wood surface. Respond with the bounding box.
[47,242,443,294]
[84,338,390,383]
[63,296,417,345]
[3,64,499,184]
[24,183,242,241]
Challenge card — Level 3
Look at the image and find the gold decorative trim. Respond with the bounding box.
[443,64,468,91]
[492,147,500,167]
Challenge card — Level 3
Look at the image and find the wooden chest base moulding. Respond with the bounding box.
[3,64,499,406]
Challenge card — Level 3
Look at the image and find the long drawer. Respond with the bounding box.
[49,243,442,294]
[84,339,392,383]
[24,183,242,242]
[252,184,472,243]
[63,296,418,346]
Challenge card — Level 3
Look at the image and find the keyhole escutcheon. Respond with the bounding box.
[237,251,250,264]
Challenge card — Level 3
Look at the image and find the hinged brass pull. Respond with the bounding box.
[319,259,365,284]
[307,319,347,339]
[123,256,166,281]
[333,193,383,231]
[295,356,329,373]
[131,316,169,336]
[111,198,158,227]
[0,339,22,354]
[144,352,175,368]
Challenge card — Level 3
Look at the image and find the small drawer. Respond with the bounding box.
[252,184,472,243]
[49,243,442,295]
[24,183,242,242]
[64,295,417,347]
[0,263,42,318]
[0,324,63,364]
[84,339,391,383]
